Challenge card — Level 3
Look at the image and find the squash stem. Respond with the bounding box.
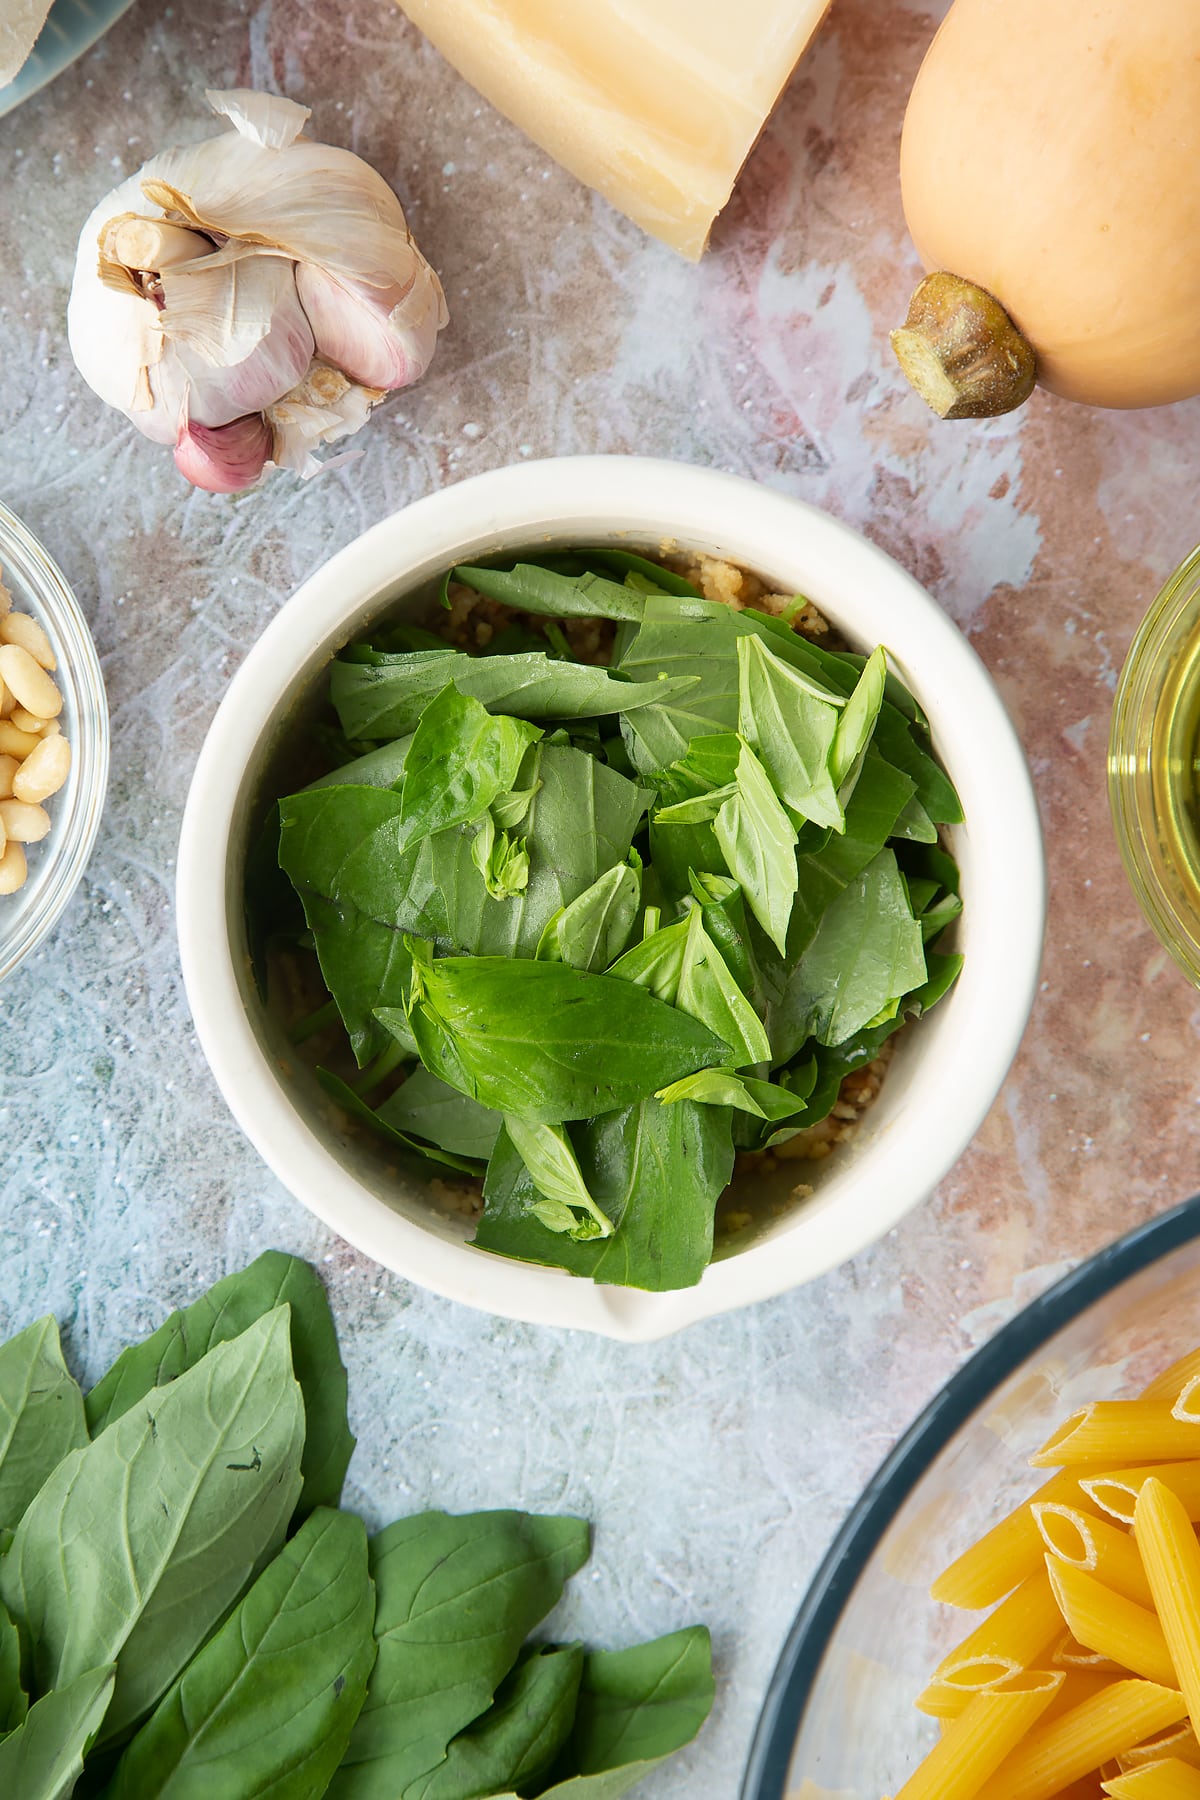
[891,272,1037,419]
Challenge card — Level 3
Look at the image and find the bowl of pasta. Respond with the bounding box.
[742,1195,1200,1800]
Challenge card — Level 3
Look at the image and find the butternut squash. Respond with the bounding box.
[892,0,1200,417]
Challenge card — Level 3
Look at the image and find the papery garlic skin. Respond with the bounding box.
[67,89,448,489]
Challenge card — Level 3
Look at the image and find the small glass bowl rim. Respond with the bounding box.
[0,500,109,982]
[740,1194,1200,1799]
[1109,543,1200,987]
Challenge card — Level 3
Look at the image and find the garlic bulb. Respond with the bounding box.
[67,89,448,492]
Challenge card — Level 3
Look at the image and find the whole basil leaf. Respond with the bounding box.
[316,1070,487,1179]
[405,1644,583,1800]
[85,1250,353,1522]
[396,948,728,1122]
[378,1067,502,1161]
[736,635,843,830]
[782,849,927,1049]
[655,1068,813,1121]
[0,1315,87,1533]
[395,686,541,853]
[331,1510,589,1798]
[559,1628,714,1779]
[830,645,887,790]
[451,562,645,622]
[0,1596,26,1733]
[502,1118,614,1240]
[536,860,641,972]
[714,741,798,955]
[0,1662,114,1800]
[105,1508,375,1800]
[475,1099,733,1292]
[4,1307,305,1747]
[330,650,694,740]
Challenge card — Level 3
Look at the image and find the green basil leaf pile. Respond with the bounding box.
[0,1255,714,1798]
[256,549,965,1293]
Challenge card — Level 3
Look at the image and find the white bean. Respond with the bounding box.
[0,645,62,719]
[0,798,50,843]
[0,840,26,894]
[0,755,16,801]
[0,720,39,759]
[13,735,70,804]
[9,706,50,734]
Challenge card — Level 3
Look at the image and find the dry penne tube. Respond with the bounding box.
[1031,1404,1200,1469]
[1119,1725,1200,1771]
[1046,1558,1178,1688]
[1103,1758,1200,1798]
[1083,1466,1200,1528]
[931,1567,1064,1687]
[894,1671,1065,1800]
[1142,1352,1200,1406]
[932,1471,1101,1610]
[969,1682,1189,1800]
[917,1661,1023,1720]
[1035,1504,1157,1608]
[1135,1480,1200,1733]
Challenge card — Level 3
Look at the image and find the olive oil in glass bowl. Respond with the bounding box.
[1110,545,1200,986]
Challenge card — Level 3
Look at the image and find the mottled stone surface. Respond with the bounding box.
[3,0,1200,1790]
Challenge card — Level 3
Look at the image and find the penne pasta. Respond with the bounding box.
[1035,1504,1157,1609]
[932,1472,1102,1611]
[932,1567,1065,1687]
[970,1681,1189,1800]
[1052,1629,1126,1673]
[1119,1726,1200,1772]
[1046,1558,1178,1688]
[1083,1465,1200,1529]
[1102,1757,1200,1798]
[1040,1668,1133,1723]
[1142,1351,1200,1405]
[917,1663,1021,1720]
[1032,1405,1200,1470]
[895,1672,1064,1800]
[1135,1480,1200,1734]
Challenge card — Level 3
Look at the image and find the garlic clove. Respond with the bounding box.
[174,412,272,492]
[295,263,447,391]
[159,250,315,421]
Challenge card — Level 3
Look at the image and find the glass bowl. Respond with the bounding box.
[1110,545,1200,986]
[741,1194,1200,1798]
[0,502,108,982]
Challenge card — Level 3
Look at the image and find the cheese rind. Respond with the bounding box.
[398,0,833,258]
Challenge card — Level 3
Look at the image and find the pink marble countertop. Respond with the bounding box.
[3,0,1200,1790]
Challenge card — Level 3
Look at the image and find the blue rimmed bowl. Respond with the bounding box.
[742,1196,1200,1797]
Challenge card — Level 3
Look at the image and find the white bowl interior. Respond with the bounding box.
[179,459,1045,1340]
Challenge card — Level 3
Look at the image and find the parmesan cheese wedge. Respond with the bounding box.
[398,0,833,258]
[0,0,53,88]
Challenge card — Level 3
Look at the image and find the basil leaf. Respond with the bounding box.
[891,792,939,844]
[536,860,641,971]
[431,745,650,960]
[562,1627,714,1777]
[736,635,843,830]
[782,749,917,970]
[714,741,798,955]
[4,1308,304,1748]
[0,1662,114,1800]
[306,736,414,793]
[654,734,741,806]
[503,1118,615,1240]
[830,645,887,790]
[105,1508,375,1800]
[688,872,764,1012]
[606,917,689,1002]
[378,1066,502,1161]
[920,891,963,944]
[651,782,738,826]
[675,907,770,1067]
[784,849,927,1048]
[475,1099,733,1292]
[85,1250,353,1522]
[646,814,724,902]
[406,1645,584,1800]
[332,1511,589,1798]
[317,1069,487,1178]
[0,1597,26,1733]
[397,949,728,1122]
[870,704,962,826]
[396,686,541,853]
[656,1068,813,1121]
[574,549,700,598]
[0,1316,87,1533]
[615,603,741,774]
[452,562,646,622]
[330,651,693,739]
[471,815,531,901]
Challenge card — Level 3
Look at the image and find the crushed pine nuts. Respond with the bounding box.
[0,574,72,895]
